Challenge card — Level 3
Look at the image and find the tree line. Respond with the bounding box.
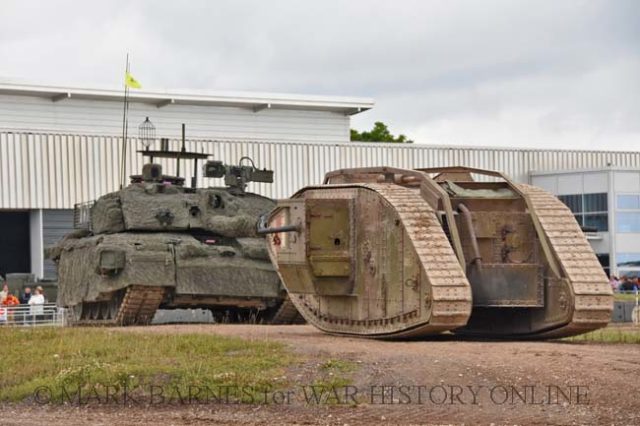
[350,121,412,143]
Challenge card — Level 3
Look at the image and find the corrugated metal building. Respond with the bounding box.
[1,83,639,280]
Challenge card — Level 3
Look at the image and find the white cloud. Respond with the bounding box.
[1,0,638,149]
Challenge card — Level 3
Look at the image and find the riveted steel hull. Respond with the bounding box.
[266,167,613,339]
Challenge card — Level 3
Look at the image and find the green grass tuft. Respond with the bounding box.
[0,327,294,403]
[614,293,640,302]
[564,326,640,344]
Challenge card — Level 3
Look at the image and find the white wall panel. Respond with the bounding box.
[615,234,640,253]
[0,94,350,143]
[557,174,583,195]
[531,176,558,194]
[613,171,640,192]
[584,172,609,194]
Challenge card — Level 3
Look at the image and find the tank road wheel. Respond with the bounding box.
[98,302,110,320]
[72,304,84,322]
[211,309,231,324]
[107,292,122,320]
[81,303,92,320]
[89,303,100,320]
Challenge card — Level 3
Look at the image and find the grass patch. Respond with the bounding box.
[614,293,640,302]
[0,327,295,403]
[564,326,640,344]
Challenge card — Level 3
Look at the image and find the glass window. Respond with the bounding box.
[617,253,640,267]
[584,193,607,212]
[557,193,608,232]
[584,213,608,231]
[616,212,640,233]
[597,254,610,278]
[573,214,584,226]
[558,194,582,213]
[617,194,640,210]
[617,254,640,280]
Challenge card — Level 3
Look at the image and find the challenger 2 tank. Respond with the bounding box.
[48,146,301,326]
[264,166,613,339]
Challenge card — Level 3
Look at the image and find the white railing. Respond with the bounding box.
[0,304,67,327]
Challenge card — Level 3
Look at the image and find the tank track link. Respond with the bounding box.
[287,183,472,338]
[74,287,302,326]
[517,184,613,338]
[72,286,165,326]
[269,296,305,325]
[115,285,166,326]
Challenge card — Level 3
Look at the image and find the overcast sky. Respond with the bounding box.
[1,0,638,150]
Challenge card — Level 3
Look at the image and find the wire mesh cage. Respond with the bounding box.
[73,200,95,230]
[138,116,156,149]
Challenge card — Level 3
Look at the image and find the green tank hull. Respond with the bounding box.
[48,163,302,325]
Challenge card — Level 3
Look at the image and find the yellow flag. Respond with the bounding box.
[125,71,142,89]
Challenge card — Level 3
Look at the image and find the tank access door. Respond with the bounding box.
[264,194,356,297]
[456,202,544,308]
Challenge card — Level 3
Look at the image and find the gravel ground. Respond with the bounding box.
[4,324,639,425]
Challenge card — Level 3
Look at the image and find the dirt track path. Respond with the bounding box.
[7,324,640,425]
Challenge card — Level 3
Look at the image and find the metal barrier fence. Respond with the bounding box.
[0,304,67,327]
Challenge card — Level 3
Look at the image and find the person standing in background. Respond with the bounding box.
[0,283,8,303]
[2,292,20,323]
[610,275,620,291]
[28,286,45,324]
[18,287,31,325]
[19,287,31,305]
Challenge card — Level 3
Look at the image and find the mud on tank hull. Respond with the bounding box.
[50,183,303,326]
[266,166,613,339]
[54,231,302,325]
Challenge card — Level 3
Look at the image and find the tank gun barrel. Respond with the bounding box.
[257,224,301,235]
[256,214,300,234]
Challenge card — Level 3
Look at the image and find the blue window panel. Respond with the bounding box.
[584,193,608,212]
[617,253,640,268]
[573,214,584,226]
[617,194,640,210]
[584,213,608,232]
[616,212,640,233]
[558,194,582,213]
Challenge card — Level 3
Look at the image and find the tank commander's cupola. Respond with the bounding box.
[142,163,163,182]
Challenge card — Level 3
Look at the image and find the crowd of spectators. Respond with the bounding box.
[0,279,47,324]
[610,275,640,292]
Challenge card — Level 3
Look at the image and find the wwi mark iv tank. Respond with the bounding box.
[264,166,613,339]
[48,146,301,326]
